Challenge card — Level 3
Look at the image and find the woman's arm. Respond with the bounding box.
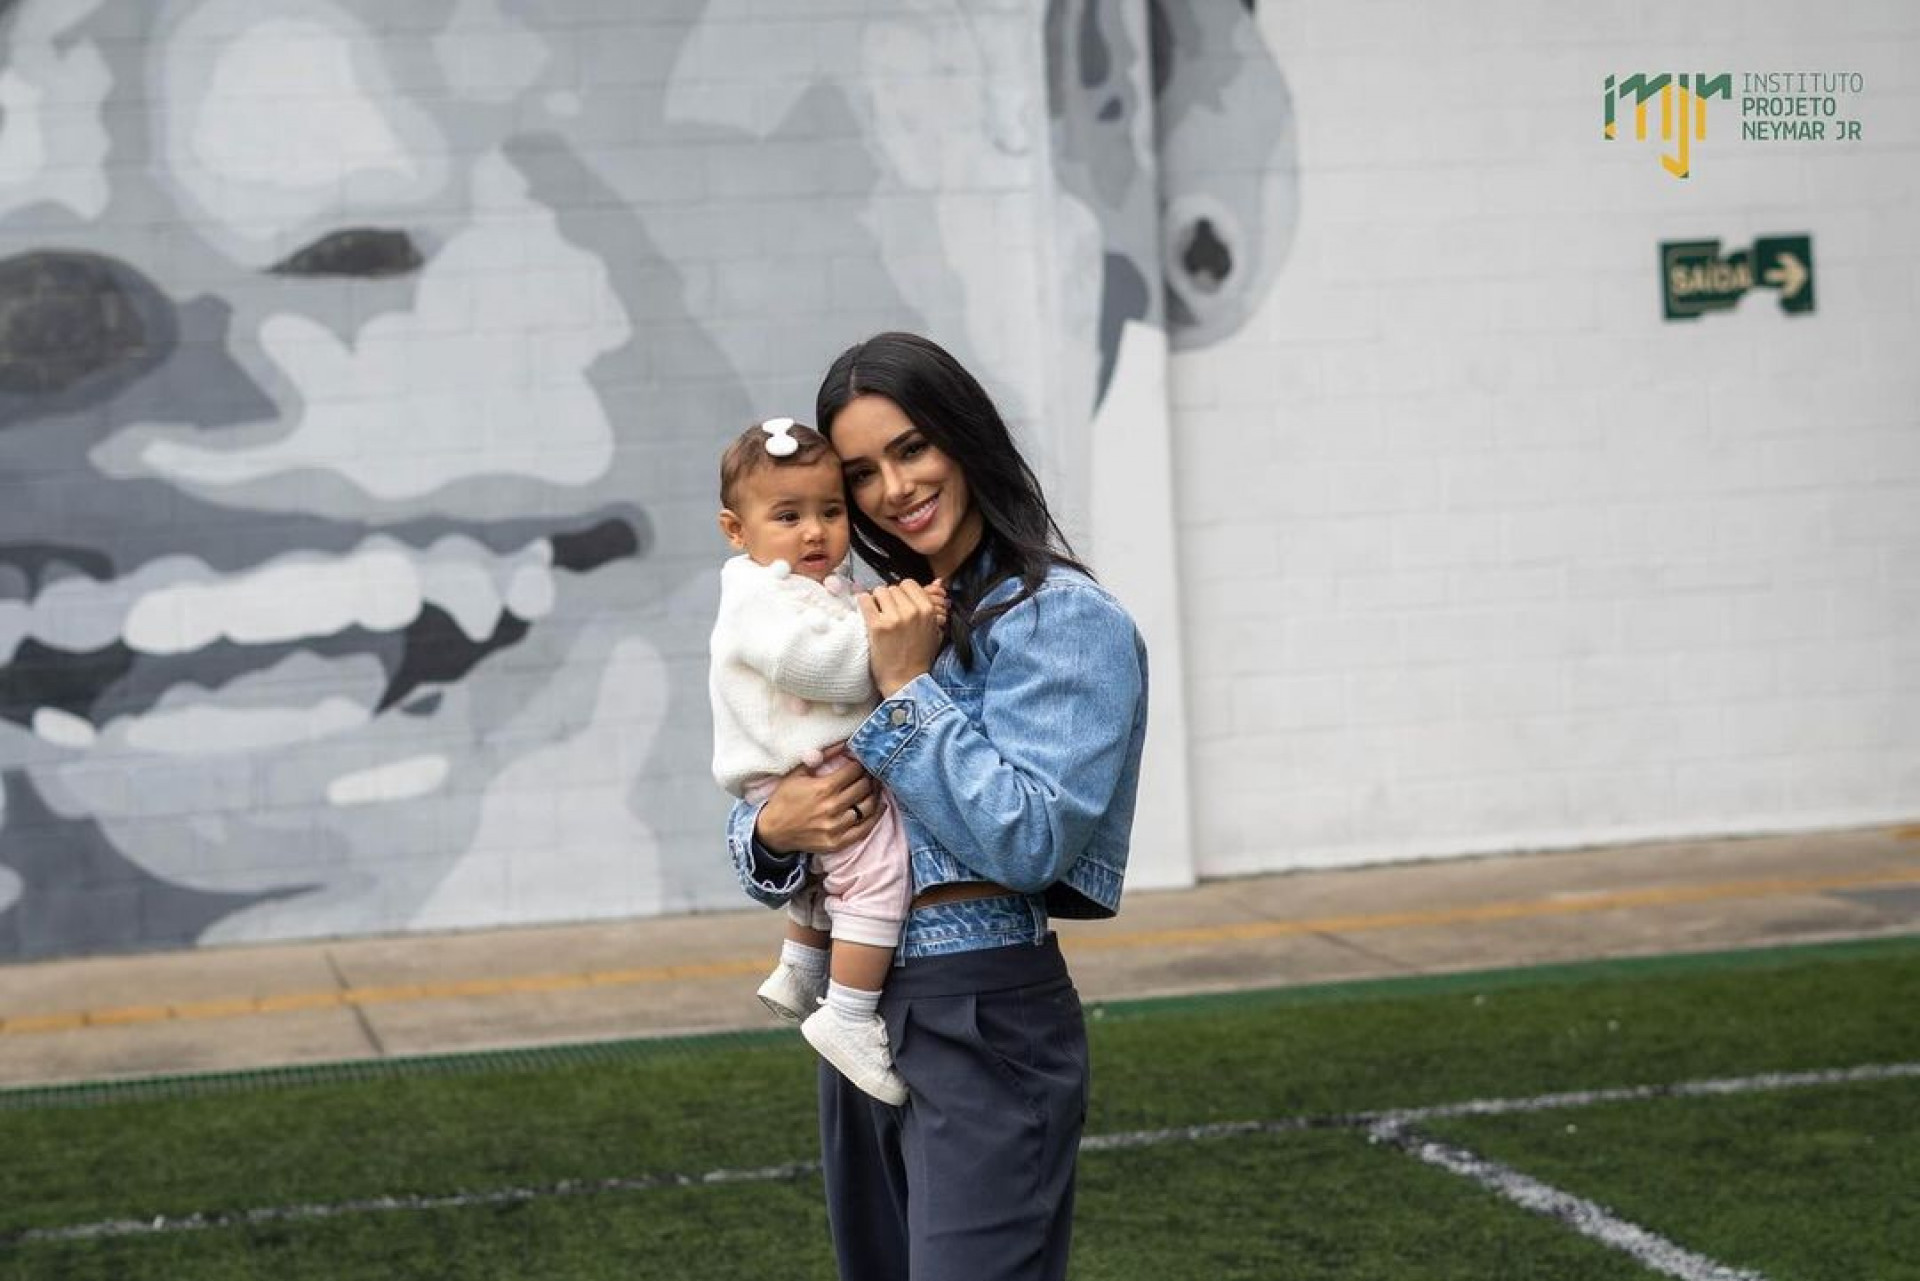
[848,583,1146,894]
[726,751,883,907]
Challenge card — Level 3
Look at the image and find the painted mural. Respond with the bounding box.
[0,0,1294,959]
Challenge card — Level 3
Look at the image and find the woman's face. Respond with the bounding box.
[831,396,983,582]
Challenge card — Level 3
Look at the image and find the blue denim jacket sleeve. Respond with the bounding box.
[727,794,809,907]
[847,580,1145,896]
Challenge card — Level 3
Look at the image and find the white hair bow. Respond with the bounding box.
[761,417,799,457]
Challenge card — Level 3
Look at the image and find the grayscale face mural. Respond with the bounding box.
[0,0,1296,959]
[1045,0,1298,403]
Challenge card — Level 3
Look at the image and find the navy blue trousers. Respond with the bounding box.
[819,935,1089,1281]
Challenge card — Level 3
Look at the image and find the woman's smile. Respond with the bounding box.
[892,495,939,535]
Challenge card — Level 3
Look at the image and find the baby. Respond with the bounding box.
[708,417,940,1106]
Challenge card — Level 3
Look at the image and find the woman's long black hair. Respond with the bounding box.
[816,332,1091,667]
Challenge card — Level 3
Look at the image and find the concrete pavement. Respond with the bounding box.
[2,822,1917,1090]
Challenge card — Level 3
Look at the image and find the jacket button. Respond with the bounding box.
[889,704,911,727]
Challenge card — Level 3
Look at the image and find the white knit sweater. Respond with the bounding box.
[708,555,878,798]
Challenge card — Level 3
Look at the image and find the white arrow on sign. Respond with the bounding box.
[1764,251,1809,300]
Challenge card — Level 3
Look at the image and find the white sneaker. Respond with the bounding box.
[801,1006,909,1106]
[756,963,825,1024]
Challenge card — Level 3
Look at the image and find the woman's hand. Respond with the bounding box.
[753,747,880,854]
[861,579,947,697]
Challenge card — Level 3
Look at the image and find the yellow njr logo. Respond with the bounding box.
[1604,73,1733,178]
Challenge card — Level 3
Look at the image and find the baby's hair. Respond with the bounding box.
[718,418,835,509]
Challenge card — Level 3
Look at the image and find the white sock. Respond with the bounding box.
[826,980,881,1025]
[782,940,828,982]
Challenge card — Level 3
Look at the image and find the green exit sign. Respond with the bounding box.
[1662,235,1814,320]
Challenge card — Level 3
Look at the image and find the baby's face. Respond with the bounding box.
[722,460,851,582]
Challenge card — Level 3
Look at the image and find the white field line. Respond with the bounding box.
[1368,1120,1766,1281]
[1367,1060,1920,1127]
[12,1161,827,1245]
[1080,1061,1920,1152]
[11,1061,1917,1247]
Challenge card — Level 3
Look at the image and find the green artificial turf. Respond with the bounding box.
[1073,1130,1653,1281]
[1427,1077,1920,1281]
[1,935,1915,1279]
[0,1037,824,1236]
[2,1180,840,1281]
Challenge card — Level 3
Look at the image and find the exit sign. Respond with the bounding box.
[1661,235,1814,320]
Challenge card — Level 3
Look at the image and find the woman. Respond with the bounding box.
[727,332,1149,1280]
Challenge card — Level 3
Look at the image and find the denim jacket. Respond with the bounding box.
[728,561,1148,957]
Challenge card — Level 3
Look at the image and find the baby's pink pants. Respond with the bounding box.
[747,764,911,948]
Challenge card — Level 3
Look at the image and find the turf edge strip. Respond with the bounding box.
[12,1061,1916,1248]
[7,932,1915,1114]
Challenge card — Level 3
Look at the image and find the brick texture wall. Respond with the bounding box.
[1175,0,1920,876]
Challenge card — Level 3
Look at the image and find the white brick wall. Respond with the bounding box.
[1174,0,1920,877]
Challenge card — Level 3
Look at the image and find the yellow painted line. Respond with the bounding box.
[85,1005,173,1028]
[2,1012,86,1035]
[594,960,768,985]
[175,997,265,1021]
[253,991,345,1016]
[413,978,522,1001]
[1059,866,1920,954]
[500,974,594,996]
[340,984,429,1007]
[3,865,1918,1038]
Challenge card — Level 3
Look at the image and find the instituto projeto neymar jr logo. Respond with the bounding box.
[1606,71,1867,179]
[1604,73,1732,179]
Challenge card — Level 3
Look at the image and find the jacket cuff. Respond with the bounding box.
[729,797,810,904]
[747,841,808,896]
[849,671,954,778]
